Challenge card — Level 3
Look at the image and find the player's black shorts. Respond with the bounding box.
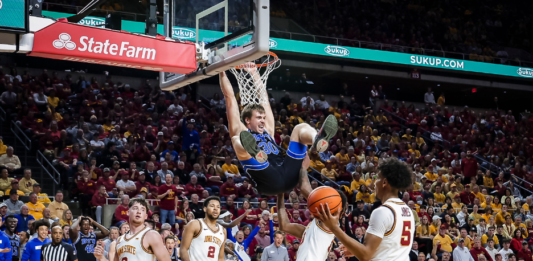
[240,141,307,195]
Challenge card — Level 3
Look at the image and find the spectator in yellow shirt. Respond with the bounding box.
[32,184,51,204]
[454,228,473,249]
[424,166,439,181]
[335,147,350,167]
[495,205,510,225]
[0,169,13,192]
[483,170,494,189]
[355,184,372,204]
[402,128,413,142]
[434,184,446,204]
[522,197,532,212]
[471,185,485,204]
[309,151,325,173]
[221,156,240,178]
[47,89,60,108]
[451,195,464,213]
[321,162,338,182]
[5,180,25,196]
[433,225,454,253]
[446,184,459,200]
[18,169,37,194]
[350,172,366,193]
[26,192,46,219]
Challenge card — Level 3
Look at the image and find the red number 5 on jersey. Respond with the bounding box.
[400,221,412,246]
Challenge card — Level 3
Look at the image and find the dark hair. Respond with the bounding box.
[377,158,412,190]
[129,197,150,211]
[487,239,494,243]
[241,104,265,124]
[336,190,348,216]
[164,235,176,243]
[5,215,17,223]
[203,196,221,208]
[273,231,284,238]
[34,219,50,231]
[513,229,522,238]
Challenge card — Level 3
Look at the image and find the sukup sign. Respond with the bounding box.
[29,20,197,74]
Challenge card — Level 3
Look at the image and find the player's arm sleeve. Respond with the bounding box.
[243,226,261,250]
[365,206,395,239]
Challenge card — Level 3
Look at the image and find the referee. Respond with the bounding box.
[41,226,78,261]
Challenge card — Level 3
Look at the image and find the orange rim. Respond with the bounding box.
[234,52,278,69]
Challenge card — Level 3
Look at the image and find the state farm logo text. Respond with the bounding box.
[52,33,157,60]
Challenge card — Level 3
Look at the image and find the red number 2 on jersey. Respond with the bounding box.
[400,221,412,246]
[207,246,215,258]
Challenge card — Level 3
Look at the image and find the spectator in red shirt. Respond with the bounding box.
[287,239,300,261]
[133,140,151,162]
[135,172,152,195]
[114,195,130,226]
[290,209,304,225]
[91,185,108,224]
[462,150,478,184]
[460,184,476,206]
[96,168,116,196]
[469,238,494,261]
[77,170,96,216]
[185,176,204,196]
[157,173,181,226]
[127,162,140,182]
[238,178,258,203]
[222,195,239,217]
[220,176,238,201]
[517,241,532,261]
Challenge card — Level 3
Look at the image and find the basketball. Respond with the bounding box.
[307,187,342,217]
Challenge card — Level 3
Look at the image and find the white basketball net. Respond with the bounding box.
[230,52,281,106]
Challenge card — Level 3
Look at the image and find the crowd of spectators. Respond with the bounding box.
[1,64,533,261]
[273,0,533,65]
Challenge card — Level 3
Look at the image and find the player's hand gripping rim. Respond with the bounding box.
[315,203,341,230]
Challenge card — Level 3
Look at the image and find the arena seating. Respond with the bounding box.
[2,62,533,260]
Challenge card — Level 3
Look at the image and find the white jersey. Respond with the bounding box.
[116,226,155,261]
[296,219,336,261]
[366,198,414,261]
[189,219,225,261]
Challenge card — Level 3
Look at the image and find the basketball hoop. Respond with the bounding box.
[230,52,281,106]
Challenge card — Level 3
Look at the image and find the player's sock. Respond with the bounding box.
[311,114,338,152]
[239,131,268,163]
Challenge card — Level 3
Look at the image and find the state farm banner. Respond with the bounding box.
[29,21,197,74]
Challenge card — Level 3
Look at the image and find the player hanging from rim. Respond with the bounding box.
[93,198,171,261]
[219,67,338,195]
[276,155,348,261]
[315,157,415,261]
[180,196,226,261]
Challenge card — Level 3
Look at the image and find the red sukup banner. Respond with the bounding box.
[29,21,197,74]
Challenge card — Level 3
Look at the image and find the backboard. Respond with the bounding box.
[159,0,270,90]
[0,0,29,33]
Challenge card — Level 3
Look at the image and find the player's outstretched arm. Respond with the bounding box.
[146,230,171,261]
[219,72,246,137]
[179,220,201,261]
[277,193,305,238]
[217,209,252,228]
[316,204,383,261]
[298,155,312,199]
